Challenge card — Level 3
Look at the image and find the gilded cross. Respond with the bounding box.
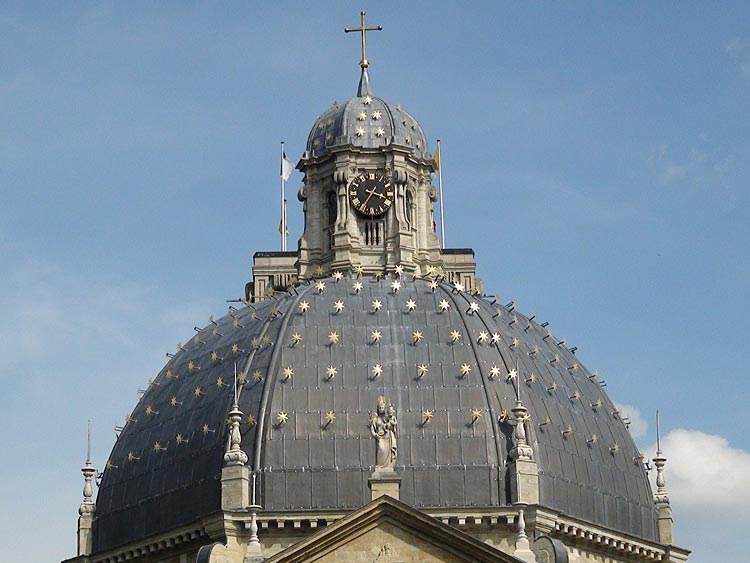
[345,11,382,68]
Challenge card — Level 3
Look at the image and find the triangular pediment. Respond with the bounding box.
[264,496,521,563]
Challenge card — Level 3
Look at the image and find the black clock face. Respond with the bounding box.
[348,172,394,217]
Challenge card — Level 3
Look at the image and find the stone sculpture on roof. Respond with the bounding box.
[371,397,398,469]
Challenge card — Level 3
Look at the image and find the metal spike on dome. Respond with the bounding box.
[228,305,238,314]
[528,313,537,321]
[166,351,175,358]
[599,379,607,387]
[509,315,517,326]
[490,294,499,304]
[494,309,502,318]
[612,408,623,419]
[541,321,549,328]
[209,315,218,326]
[506,301,516,311]
[570,346,578,354]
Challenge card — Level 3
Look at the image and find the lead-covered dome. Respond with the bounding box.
[305,69,430,160]
[92,274,657,553]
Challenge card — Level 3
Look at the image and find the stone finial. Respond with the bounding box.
[78,420,96,556]
[224,366,249,467]
[654,411,674,545]
[509,400,534,462]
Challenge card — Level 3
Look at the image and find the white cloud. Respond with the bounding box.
[725,39,750,77]
[614,402,648,438]
[646,429,750,517]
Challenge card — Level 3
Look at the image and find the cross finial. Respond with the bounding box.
[345,11,382,69]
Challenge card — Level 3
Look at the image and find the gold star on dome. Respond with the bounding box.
[245,414,256,426]
[315,266,324,277]
[453,282,465,293]
[170,396,179,407]
[317,121,325,130]
[405,135,411,144]
[166,369,175,379]
[188,360,198,371]
[211,351,220,362]
[521,413,531,424]
[507,369,518,382]
[412,331,423,344]
[371,330,382,342]
[250,310,258,319]
[251,338,260,350]
[391,280,401,293]
[352,281,363,293]
[396,104,402,111]
[324,411,336,424]
[468,302,480,314]
[477,331,489,344]
[426,265,437,276]
[290,332,303,346]
[417,364,429,378]
[216,377,227,388]
[353,265,364,276]
[499,409,511,422]
[333,300,345,313]
[333,270,344,281]
[212,326,220,336]
[372,110,382,120]
[363,96,372,104]
[375,127,385,137]
[326,117,334,126]
[313,138,321,147]
[450,330,462,343]
[194,386,203,397]
[145,405,155,416]
[371,299,382,312]
[357,111,367,121]
[176,434,186,445]
[460,363,472,376]
[511,337,520,348]
[153,442,164,452]
[438,299,450,312]
[231,343,240,353]
[202,424,211,435]
[394,264,404,276]
[127,451,139,462]
[429,280,439,291]
[315,281,326,293]
[355,126,365,137]
[328,331,339,344]
[276,412,288,424]
[326,366,337,379]
[489,365,502,379]
[252,370,263,382]
[471,409,482,420]
[325,132,333,143]
[405,299,416,312]
[262,335,271,346]
[299,300,310,313]
[422,410,433,423]
[415,141,421,149]
[372,364,383,378]
[490,333,502,345]
[282,367,294,380]
[237,371,248,384]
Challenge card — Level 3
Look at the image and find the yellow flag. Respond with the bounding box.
[433,146,440,170]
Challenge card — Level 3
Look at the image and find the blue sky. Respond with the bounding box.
[1,3,748,562]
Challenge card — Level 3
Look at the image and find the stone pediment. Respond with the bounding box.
[263,495,522,563]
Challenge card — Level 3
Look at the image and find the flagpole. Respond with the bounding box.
[280,141,286,251]
[437,139,446,248]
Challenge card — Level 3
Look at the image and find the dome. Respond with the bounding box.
[305,69,430,160]
[93,274,657,552]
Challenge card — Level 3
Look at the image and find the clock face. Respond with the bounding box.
[348,172,394,217]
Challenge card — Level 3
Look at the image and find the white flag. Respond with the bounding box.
[281,152,294,181]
